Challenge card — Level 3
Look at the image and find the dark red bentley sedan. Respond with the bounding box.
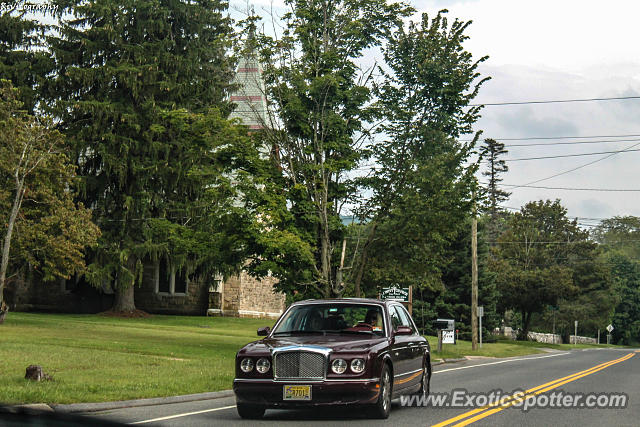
[233,298,431,419]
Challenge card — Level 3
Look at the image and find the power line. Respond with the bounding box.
[504,147,640,162]
[493,183,640,192]
[507,141,640,188]
[468,133,640,142]
[506,138,640,147]
[488,240,640,244]
[471,95,640,107]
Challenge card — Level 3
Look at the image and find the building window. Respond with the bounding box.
[155,257,188,296]
[157,257,170,293]
[174,270,187,294]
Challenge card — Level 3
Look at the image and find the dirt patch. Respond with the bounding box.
[98,309,151,318]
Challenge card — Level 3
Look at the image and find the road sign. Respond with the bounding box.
[478,306,484,317]
[380,284,410,302]
[606,324,614,333]
[442,330,455,344]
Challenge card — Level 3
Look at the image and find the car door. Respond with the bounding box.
[389,304,416,392]
[394,305,424,389]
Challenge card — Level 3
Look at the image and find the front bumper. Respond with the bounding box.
[233,378,380,407]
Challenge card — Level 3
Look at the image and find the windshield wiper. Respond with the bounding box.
[337,330,376,335]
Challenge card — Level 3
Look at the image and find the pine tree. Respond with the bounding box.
[479,138,510,240]
[48,0,239,312]
[0,5,51,112]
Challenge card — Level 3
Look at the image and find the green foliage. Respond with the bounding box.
[490,200,610,339]
[592,217,640,345]
[0,7,51,112]
[479,138,510,241]
[0,81,99,301]
[251,0,413,298]
[356,10,488,300]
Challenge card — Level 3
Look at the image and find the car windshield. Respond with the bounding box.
[272,303,386,336]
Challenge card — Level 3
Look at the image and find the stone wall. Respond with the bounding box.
[216,271,285,319]
[569,335,597,344]
[9,260,285,318]
[501,329,598,345]
[135,263,209,315]
[6,270,113,313]
[527,332,563,344]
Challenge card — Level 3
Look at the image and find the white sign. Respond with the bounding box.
[575,320,578,328]
[606,324,614,333]
[478,306,484,317]
[442,330,455,344]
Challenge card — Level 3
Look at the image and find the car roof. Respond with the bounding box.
[290,298,390,306]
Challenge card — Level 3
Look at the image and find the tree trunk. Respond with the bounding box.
[519,310,532,340]
[0,304,7,324]
[0,179,24,312]
[112,284,136,312]
[353,222,377,298]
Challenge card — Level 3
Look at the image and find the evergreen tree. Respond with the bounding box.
[0,4,51,112]
[479,138,510,241]
[48,0,240,311]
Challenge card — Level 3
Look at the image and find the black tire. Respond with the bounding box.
[236,402,265,419]
[416,359,430,397]
[370,363,392,419]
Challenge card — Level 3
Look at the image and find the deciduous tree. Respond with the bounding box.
[0,81,99,322]
[253,0,412,298]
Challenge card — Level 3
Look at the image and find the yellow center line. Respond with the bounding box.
[431,352,635,427]
[451,353,635,427]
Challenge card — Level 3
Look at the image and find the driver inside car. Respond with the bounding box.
[346,309,382,332]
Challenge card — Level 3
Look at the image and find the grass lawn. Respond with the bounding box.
[426,336,545,360]
[0,312,273,404]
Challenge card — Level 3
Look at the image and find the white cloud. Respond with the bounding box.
[409,0,640,219]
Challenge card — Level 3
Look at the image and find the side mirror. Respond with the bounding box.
[257,326,271,336]
[395,326,413,336]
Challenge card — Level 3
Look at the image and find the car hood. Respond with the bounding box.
[242,335,387,354]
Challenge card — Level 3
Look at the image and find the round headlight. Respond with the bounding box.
[350,358,365,373]
[331,358,347,374]
[240,357,254,373]
[256,357,271,374]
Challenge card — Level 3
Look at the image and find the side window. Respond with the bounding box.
[390,306,402,331]
[394,305,415,334]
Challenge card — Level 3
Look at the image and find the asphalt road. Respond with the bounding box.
[88,348,640,426]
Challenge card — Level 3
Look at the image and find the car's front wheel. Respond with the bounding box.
[370,363,392,419]
[236,402,265,419]
[417,359,430,397]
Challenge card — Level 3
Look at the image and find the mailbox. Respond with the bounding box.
[433,318,455,330]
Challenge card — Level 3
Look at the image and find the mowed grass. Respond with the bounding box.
[0,312,273,404]
[426,336,545,360]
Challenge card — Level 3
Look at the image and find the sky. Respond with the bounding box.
[236,0,640,224]
[416,0,640,224]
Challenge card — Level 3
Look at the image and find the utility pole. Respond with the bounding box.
[471,215,478,351]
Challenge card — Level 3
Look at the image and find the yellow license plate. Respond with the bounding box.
[283,385,312,401]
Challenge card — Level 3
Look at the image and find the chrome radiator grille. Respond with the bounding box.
[274,351,326,379]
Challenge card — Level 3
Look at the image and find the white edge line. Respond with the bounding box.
[129,405,237,424]
[433,352,571,374]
